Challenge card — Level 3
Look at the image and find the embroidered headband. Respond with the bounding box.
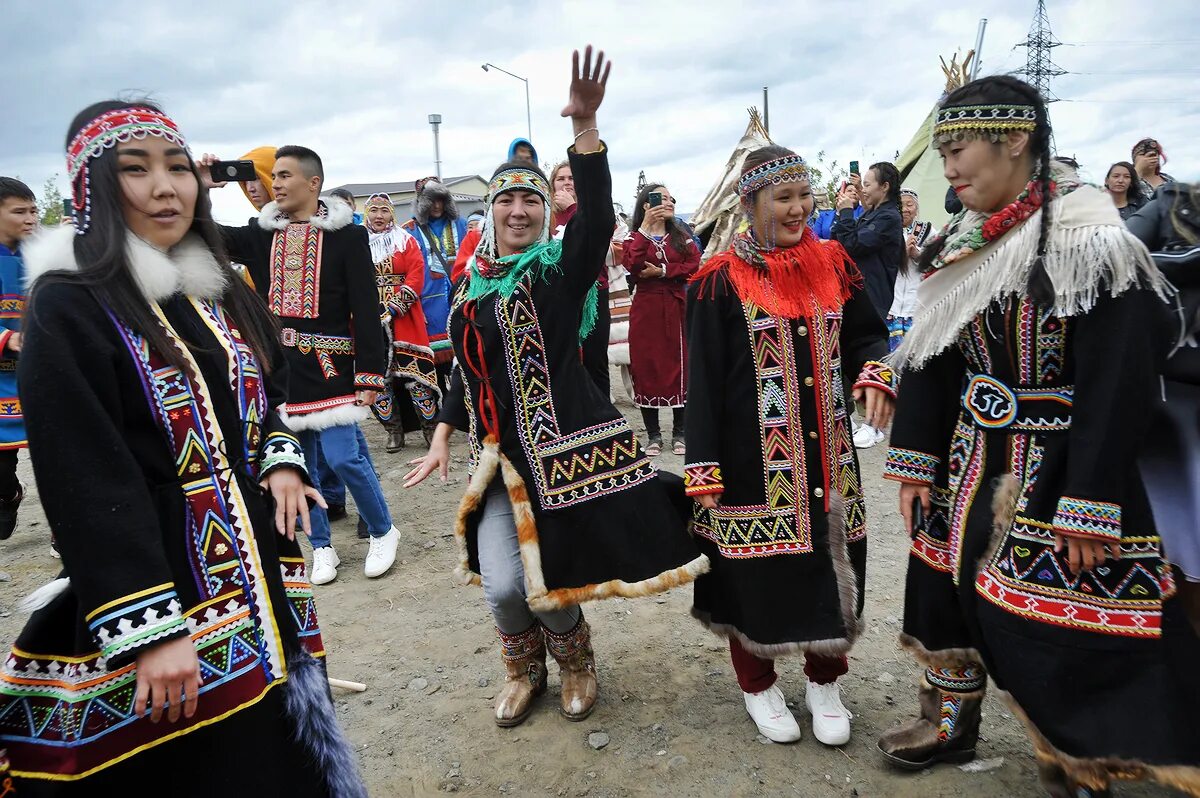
[737,155,809,200]
[487,168,550,204]
[932,103,1037,146]
[66,107,188,235]
[900,188,920,201]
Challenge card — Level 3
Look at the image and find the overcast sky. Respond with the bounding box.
[3,0,1197,224]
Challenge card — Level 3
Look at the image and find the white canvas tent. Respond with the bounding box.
[689,108,772,262]
[896,51,975,230]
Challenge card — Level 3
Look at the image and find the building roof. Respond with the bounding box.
[328,175,484,197]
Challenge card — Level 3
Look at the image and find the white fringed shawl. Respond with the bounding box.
[891,184,1169,372]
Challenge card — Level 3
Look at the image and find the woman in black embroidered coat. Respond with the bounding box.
[875,77,1200,797]
[0,101,363,796]
[406,49,706,729]
[684,146,894,747]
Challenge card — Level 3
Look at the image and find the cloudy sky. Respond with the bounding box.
[3,0,1197,223]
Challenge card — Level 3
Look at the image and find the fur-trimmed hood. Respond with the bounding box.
[411,180,459,226]
[257,197,353,232]
[21,225,228,301]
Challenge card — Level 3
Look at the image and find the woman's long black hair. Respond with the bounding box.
[1105,161,1146,206]
[28,99,278,372]
[918,75,1055,302]
[630,183,691,254]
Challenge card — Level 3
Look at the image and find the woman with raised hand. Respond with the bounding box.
[877,76,1198,797]
[0,101,363,795]
[684,145,894,747]
[405,48,706,729]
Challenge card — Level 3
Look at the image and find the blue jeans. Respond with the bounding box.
[315,426,374,507]
[298,424,392,548]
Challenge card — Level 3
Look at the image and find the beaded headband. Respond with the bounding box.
[66,107,188,235]
[900,188,919,200]
[487,168,550,204]
[931,103,1037,146]
[364,192,394,210]
[737,155,809,200]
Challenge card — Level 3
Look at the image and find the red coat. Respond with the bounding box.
[384,243,432,350]
[452,228,481,283]
[622,230,700,407]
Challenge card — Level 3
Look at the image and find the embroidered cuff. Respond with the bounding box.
[388,286,419,317]
[355,372,387,391]
[684,462,724,496]
[1052,496,1122,542]
[883,447,940,484]
[854,360,897,398]
[259,430,307,479]
[86,585,188,666]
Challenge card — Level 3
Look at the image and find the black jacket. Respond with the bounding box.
[1127,183,1200,385]
[221,198,387,429]
[831,200,903,317]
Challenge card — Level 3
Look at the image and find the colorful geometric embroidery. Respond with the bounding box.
[260,431,305,477]
[0,296,23,320]
[853,359,896,397]
[1052,496,1122,542]
[937,692,963,742]
[883,447,940,484]
[86,585,186,663]
[0,299,322,780]
[279,328,353,380]
[978,515,1165,638]
[280,557,323,654]
[926,665,985,694]
[406,381,439,422]
[269,223,323,319]
[355,372,387,391]
[496,282,656,510]
[683,462,723,495]
[498,623,544,661]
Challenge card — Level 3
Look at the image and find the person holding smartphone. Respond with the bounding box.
[623,183,699,455]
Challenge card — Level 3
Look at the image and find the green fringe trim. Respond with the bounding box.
[467,240,599,344]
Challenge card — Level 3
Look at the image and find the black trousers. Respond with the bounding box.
[0,449,18,498]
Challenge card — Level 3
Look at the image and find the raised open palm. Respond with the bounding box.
[561,45,611,120]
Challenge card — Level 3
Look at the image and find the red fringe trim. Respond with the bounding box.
[693,233,861,319]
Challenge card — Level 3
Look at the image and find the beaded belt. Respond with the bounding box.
[280,328,354,379]
[961,373,1073,431]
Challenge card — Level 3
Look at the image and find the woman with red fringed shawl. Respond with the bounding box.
[683,145,895,747]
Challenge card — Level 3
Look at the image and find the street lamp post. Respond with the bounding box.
[427,113,442,180]
[481,63,532,144]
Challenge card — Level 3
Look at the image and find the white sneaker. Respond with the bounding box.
[311,546,340,585]
[364,525,400,578]
[853,424,885,449]
[743,684,802,743]
[805,680,852,746]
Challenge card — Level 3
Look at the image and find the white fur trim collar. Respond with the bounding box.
[257,198,353,232]
[22,226,228,301]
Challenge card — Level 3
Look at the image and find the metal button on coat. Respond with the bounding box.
[797,326,808,336]
[804,377,814,387]
[814,487,825,498]
[808,431,818,439]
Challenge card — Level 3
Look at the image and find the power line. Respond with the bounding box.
[1061,39,1200,46]
[1065,68,1200,75]
[1059,98,1200,104]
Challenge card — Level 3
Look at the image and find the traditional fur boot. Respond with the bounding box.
[385,427,406,453]
[1037,760,1111,798]
[878,665,986,770]
[544,614,598,721]
[495,624,547,728]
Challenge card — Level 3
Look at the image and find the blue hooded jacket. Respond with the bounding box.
[507,138,538,164]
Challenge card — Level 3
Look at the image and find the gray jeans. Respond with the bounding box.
[479,483,581,635]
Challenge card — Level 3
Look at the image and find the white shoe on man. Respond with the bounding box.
[805,680,853,746]
[853,423,885,449]
[364,525,400,578]
[743,684,802,743]
[311,546,340,586]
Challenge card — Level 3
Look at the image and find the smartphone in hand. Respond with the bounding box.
[208,160,258,183]
[849,160,860,176]
[648,191,663,208]
[911,495,925,537]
